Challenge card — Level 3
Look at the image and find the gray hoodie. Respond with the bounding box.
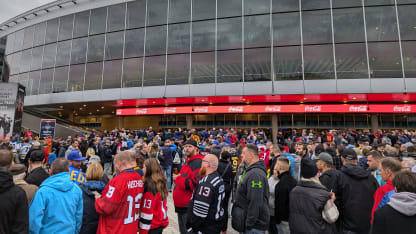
[388,192,416,216]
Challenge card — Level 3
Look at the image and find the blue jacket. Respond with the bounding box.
[69,165,86,185]
[29,172,83,234]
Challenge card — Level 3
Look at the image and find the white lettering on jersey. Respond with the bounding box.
[127,180,143,189]
[106,186,115,198]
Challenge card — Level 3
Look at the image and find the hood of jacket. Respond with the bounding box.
[246,160,267,175]
[341,163,370,179]
[84,180,106,193]
[321,168,338,179]
[388,192,416,216]
[40,172,76,192]
[0,169,14,193]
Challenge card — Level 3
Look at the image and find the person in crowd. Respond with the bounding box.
[29,158,83,234]
[274,157,297,234]
[57,141,67,158]
[367,150,386,186]
[268,160,279,234]
[139,158,169,234]
[371,157,402,222]
[172,139,204,234]
[159,139,173,192]
[136,142,149,159]
[371,171,416,234]
[48,147,57,167]
[23,141,42,168]
[10,163,38,204]
[316,152,339,191]
[186,154,225,233]
[68,150,87,184]
[0,149,28,234]
[334,149,379,233]
[101,140,114,177]
[79,162,107,234]
[401,157,416,172]
[232,144,269,234]
[25,150,49,186]
[289,158,339,233]
[95,151,144,234]
[217,150,234,234]
[148,143,159,158]
[65,140,79,159]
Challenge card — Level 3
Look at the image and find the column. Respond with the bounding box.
[119,116,124,129]
[370,114,379,133]
[272,114,278,144]
[186,115,193,130]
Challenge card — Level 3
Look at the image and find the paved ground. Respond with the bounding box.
[164,192,239,234]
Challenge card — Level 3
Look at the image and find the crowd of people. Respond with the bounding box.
[0,127,416,234]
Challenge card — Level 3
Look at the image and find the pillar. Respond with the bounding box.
[119,116,124,129]
[272,114,278,144]
[370,114,379,133]
[186,115,193,130]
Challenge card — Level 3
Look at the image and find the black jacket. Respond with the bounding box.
[25,166,49,187]
[335,164,378,233]
[0,169,28,234]
[275,171,297,223]
[232,160,270,232]
[100,145,113,163]
[158,145,172,168]
[217,159,233,195]
[289,180,335,234]
[79,181,106,234]
[319,169,339,191]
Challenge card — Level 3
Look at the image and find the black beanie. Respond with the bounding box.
[301,158,318,179]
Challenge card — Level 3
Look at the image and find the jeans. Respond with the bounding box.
[104,162,112,177]
[177,212,187,234]
[276,221,290,234]
[241,229,265,234]
[268,216,278,234]
[163,165,172,191]
[148,226,164,234]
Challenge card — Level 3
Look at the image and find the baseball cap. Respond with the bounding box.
[9,164,27,175]
[184,139,198,148]
[30,150,45,162]
[67,150,86,161]
[342,148,358,160]
[32,141,40,147]
[316,152,333,165]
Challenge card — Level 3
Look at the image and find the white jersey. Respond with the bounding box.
[9,142,21,153]
[19,143,32,160]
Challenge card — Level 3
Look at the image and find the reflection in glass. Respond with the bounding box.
[301,0,330,10]
[56,41,71,67]
[105,31,124,60]
[398,5,416,40]
[398,0,416,3]
[304,44,335,80]
[193,0,216,20]
[333,8,365,43]
[245,15,270,48]
[58,14,74,41]
[274,46,303,80]
[13,30,24,52]
[272,0,299,12]
[147,0,168,26]
[302,10,332,44]
[218,0,242,18]
[365,6,398,42]
[168,23,190,54]
[218,18,242,50]
[217,50,242,83]
[169,0,191,23]
[42,43,57,69]
[71,38,88,64]
[123,58,143,87]
[90,8,107,35]
[39,68,54,94]
[273,12,300,46]
[167,54,190,85]
[125,29,145,58]
[68,64,85,91]
[20,50,32,73]
[244,0,269,15]
[85,62,103,90]
[402,42,416,78]
[107,4,126,32]
[368,42,403,78]
[87,34,105,62]
[192,20,215,52]
[244,48,271,82]
[332,0,362,8]
[365,0,394,5]
[31,46,43,71]
[23,26,34,49]
[74,11,90,38]
[29,71,41,95]
[335,43,369,79]
[53,66,69,93]
[143,56,166,86]
[127,0,146,29]
[103,60,122,89]
[5,33,15,55]
[191,52,215,84]
[45,19,59,43]
[33,22,46,46]
[146,26,167,56]
[19,73,30,95]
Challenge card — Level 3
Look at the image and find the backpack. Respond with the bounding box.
[172,149,181,165]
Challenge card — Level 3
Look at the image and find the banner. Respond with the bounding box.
[0,83,25,140]
[40,119,56,138]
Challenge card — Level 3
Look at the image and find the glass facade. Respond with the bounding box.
[4,0,416,96]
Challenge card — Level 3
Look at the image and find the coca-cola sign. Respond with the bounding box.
[265,106,281,112]
[349,105,367,112]
[228,106,244,112]
[116,110,122,115]
[164,108,177,113]
[136,109,147,114]
[393,105,411,112]
[304,105,322,112]
[194,107,209,113]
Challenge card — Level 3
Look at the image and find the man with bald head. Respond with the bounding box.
[186,154,226,233]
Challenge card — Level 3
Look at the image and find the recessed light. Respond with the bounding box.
[83,104,87,107]
[101,106,104,109]
[59,106,63,109]
[352,97,357,100]
[79,107,82,110]
[89,112,92,115]
[404,100,409,103]
[96,109,100,112]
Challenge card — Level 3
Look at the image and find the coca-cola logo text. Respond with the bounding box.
[304,106,322,112]
[393,106,411,112]
[194,107,209,113]
[349,105,367,112]
[164,108,177,113]
[136,109,147,114]
[265,106,281,112]
[228,106,244,112]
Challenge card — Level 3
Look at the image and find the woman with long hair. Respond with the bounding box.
[139,158,169,234]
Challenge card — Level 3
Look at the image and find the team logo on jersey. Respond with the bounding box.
[251,181,263,188]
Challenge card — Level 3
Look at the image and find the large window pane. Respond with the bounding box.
[45,19,59,43]
[365,6,398,42]
[39,68,54,94]
[218,18,242,50]
[73,11,89,38]
[146,26,167,56]
[191,52,215,84]
[87,34,105,62]
[90,8,107,35]
[273,12,301,46]
[56,41,71,67]
[169,0,191,23]
[33,22,46,46]
[333,8,365,43]
[192,20,215,52]
[368,42,403,78]
[71,38,88,64]
[123,58,143,87]
[23,26,34,49]
[274,46,302,80]
[402,41,416,78]
[245,15,270,48]
[21,50,32,73]
[103,60,122,89]
[193,0,216,20]
[68,64,85,91]
[167,54,189,85]
[42,43,57,69]
[365,0,395,6]
[272,0,299,12]
[19,73,30,95]
[398,0,416,3]
[304,44,335,80]
[105,31,124,60]
[335,43,369,79]
[31,46,43,71]
[332,0,362,8]
[217,50,242,83]
[5,33,15,55]
[85,62,103,90]
[244,0,269,15]
[14,30,24,52]
[53,66,68,93]
[127,0,146,29]
[244,48,271,82]
[29,71,41,95]
[398,5,416,40]
[168,23,190,54]
[302,10,332,44]
[218,0,242,18]
[107,4,126,32]
[58,14,74,41]
[125,29,145,58]
[143,55,166,86]
[301,0,330,10]
[147,0,168,26]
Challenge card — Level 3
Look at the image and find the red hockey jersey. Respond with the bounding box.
[95,168,144,234]
[139,183,169,234]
